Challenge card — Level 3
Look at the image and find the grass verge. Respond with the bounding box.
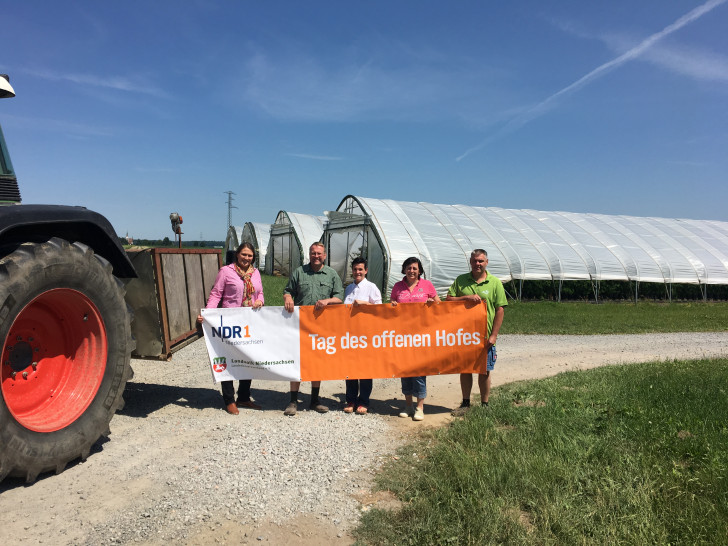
[261,274,287,307]
[355,358,728,545]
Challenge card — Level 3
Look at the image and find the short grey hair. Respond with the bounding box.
[471,249,488,258]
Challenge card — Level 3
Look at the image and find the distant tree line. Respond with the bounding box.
[120,237,223,248]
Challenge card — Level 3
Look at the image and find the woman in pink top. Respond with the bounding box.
[197,242,264,414]
[390,256,440,422]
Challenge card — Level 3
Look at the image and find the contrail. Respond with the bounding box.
[456,0,727,161]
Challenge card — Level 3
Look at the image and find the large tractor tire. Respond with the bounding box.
[0,238,133,482]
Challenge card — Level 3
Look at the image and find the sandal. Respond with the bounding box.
[344,403,355,413]
[355,405,368,415]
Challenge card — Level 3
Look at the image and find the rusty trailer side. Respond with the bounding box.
[124,248,221,359]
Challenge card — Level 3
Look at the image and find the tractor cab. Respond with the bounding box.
[0,74,20,204]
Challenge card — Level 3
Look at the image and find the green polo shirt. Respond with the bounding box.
[284,263,344,306]
[448,271,507,337]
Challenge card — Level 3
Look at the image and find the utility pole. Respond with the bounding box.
[224,191,237,234]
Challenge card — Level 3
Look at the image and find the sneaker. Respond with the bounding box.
[343,403,355,413]
[482,401,489,407]
[413,408,425,421]
[398,405,415,418]
[283,402,298,416]
[310,403,329,413]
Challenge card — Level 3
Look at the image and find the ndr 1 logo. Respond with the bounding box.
[210,316,251,340]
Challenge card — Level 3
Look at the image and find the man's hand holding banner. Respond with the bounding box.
[201,301,488,382]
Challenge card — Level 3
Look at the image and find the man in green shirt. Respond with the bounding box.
[283,242,344,415]
[446,249,507,411]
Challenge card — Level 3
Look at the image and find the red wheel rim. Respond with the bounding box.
[1,289,107,432]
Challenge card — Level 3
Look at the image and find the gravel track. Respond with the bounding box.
[1,332,727,545]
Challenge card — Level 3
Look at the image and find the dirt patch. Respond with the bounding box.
[512,399,547,407]
[182,513,353,545]
[355,489,403,512]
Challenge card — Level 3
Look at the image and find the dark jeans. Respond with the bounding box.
[221,380,252,405]
[345,379,373,407]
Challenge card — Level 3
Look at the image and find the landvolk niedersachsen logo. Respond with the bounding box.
[212,356,227,373]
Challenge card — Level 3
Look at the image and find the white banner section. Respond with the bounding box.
[201,307,301,382]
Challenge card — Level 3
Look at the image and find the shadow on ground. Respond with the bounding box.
[120,382,455,419]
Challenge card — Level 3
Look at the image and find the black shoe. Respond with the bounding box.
[451,401,471,417]
[284,402,298,416]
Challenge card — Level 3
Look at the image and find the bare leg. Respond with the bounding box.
[289,381,320,392]
[478,372,491,403]
[416,397,425,411]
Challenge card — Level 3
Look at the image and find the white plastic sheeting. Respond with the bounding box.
[223,225,244,265]
[241,222,271,270]
[324,195,728,298]
[265,211,325,276]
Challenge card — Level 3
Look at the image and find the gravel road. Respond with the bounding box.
[2,332,727,545]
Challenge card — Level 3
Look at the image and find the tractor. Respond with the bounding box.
[0,74,136,482]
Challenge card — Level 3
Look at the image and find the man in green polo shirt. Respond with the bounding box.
[446,249,507,411]
[283,242,344,415]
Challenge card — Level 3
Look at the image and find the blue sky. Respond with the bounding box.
[2,0,726,239]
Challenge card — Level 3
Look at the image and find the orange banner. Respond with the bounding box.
[299,300,488,381]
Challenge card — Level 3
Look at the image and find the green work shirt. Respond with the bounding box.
[284,264,344,306]
[447,271,508,337]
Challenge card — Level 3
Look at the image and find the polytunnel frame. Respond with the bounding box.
[265,211,326,277]
[434,204,597,303]
[323,197,390,293]
[266,211,305,277]
[241,222,271,270]
[325,196,726,303]
[223,225,244,265]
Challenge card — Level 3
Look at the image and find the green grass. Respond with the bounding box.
[355,358,728,545]
[503,301,728,334]
[261,274,287,307]
[262,276,728,335]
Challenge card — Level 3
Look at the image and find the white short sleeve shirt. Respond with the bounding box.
[343,278,382,304]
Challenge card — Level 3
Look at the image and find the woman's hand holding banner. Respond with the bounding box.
[201,301,488,382]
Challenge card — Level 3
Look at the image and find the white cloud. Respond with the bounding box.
[554,6,728,83]
[23,67,169,98]
[607,34,728,82]
[285,153,344,161]
[457,0,728,161]
[2,113,114,138]
[238,45,505,124]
